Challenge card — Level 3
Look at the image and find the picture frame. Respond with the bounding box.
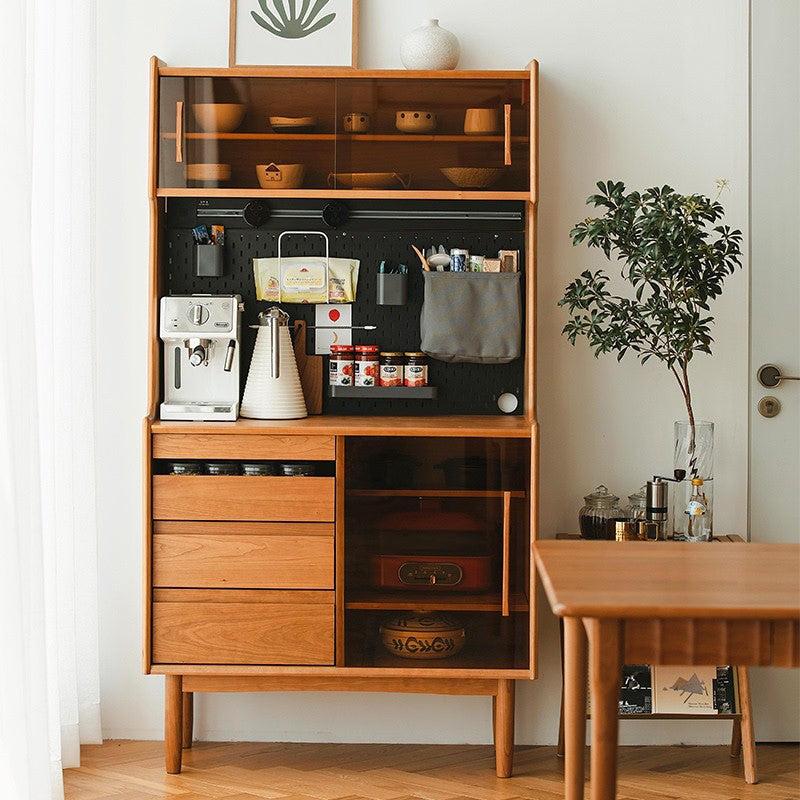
[229,0,359,68]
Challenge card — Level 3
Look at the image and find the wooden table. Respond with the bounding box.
[533,541,800,800]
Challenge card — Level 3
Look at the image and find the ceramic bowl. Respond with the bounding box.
[440,166,504,188]
[342,112,371,133]
[269,116,317,133]
[464,107,500,135]
[380,612,466,660]
[185,163,232,183]
[329,172,411,189]
[191,103,246,133]
[256,163,306,189]
[396,110,437,134]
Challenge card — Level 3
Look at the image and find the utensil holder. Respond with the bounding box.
[376,273,408,306]
[195,243,224,277]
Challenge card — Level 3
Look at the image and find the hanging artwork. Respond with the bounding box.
[229,0,358,67]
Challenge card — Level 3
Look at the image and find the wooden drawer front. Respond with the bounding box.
[153,521,334,589]
[152,476,335,521]
[152,589,334,665]
[152,433,335,461]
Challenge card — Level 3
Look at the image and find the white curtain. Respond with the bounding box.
[0,1,101,798]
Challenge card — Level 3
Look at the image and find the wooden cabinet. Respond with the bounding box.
[145,57,538,778]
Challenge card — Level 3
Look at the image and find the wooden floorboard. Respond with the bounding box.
[64,741,800,800]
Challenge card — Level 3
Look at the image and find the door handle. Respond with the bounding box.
[757,364,800,388]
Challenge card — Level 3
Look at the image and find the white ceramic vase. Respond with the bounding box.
[400,19,460,71]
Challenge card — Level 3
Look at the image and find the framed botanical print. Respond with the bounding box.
[229,0,359,67]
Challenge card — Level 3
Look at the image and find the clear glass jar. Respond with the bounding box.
[579,485,625,540]
[673,420,714,539]
[626,485,648,521]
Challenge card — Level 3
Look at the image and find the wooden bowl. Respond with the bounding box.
[191,103,246,133]
[380,613,466,659]
[329,172,411,189]
[255,163,306,189]
[185,163,232,182]
[440,167,504,189]
[269,116,317,133]
[396,110,437,134]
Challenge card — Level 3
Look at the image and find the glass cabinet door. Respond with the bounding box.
[158,76,336,191]
[333,78,530,193]
[343,436,531,671]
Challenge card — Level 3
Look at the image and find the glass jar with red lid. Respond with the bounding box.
[354,345,379,387]
[329,344,355,386]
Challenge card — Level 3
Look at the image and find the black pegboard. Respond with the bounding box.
[162,199,526,415]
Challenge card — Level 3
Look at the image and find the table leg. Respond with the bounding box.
[182,691,194,749]
[564,617,588,800]
[558,617,566,758]
[587,619,622,800]
[730,717,741,757]
[165,675,183,774]
[737,666,758,784]
[494,679,515,777]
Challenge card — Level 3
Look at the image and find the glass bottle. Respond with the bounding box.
[579,485,625,540]
[684,478,711,542]
[626,485,648,521]
[673,421,714,538]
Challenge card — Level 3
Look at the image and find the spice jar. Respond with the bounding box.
[329,344,355,386]
[205,462,240,476]
[380,352,404,387]
[354,345,380,387]
[168,461,202,475]
[404,352,428,387]
[578,485,624,540]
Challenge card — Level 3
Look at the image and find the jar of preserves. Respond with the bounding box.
[380,352,404,387]
[404,352,429,387]
[354,345,380,387]
[578,485,624,540]
[329,344,355,386]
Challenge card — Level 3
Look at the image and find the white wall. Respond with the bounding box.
[95,0,749,744]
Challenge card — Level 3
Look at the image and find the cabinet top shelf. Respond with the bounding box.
[162,132,529,143]
[149,414,536,438]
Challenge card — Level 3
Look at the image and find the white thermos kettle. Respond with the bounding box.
[240,307,308,419]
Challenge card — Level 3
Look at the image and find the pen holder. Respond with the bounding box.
[376,273,408,306]
[195,243,225,277]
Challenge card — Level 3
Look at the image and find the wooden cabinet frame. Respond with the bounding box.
[144,56,539,778]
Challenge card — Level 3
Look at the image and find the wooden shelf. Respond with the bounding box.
[347,489,526,498]
[345,590,529,612]
[149,415,535,438]
[588,713,740,720]
[163,132,528,143]
[155,188,533,201]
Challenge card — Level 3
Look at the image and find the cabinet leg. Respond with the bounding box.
[558,617,566,758]
[588,619,622,800]
[182,691,193,749]
[564,617,588,800]
[165,675,183,774]
[494,679,515,778]
[730,716,742,757]
[737,666,758,784]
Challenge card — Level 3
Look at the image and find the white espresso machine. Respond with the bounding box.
[159,294,243,421]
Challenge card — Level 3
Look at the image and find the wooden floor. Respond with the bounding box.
[64,741,799,800]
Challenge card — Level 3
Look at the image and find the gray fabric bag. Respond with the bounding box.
[420,272,522,363]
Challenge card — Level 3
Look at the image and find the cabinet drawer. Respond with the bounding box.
[152,476,335,521]
[152,433,335,461]
[153,521,334,589]
[152,589,334,665]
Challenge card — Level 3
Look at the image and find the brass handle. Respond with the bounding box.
[501,490,511,617]
[503,104,512,166]
[758,363,800,388]
[176,101,184,164]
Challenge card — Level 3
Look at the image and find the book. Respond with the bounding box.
[653,665,717,714]
[619,664,652,714]
[713,665,737,714]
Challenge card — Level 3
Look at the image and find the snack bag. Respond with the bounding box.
[253,257,360,304]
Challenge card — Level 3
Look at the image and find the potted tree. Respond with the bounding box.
[559,180,743,534]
